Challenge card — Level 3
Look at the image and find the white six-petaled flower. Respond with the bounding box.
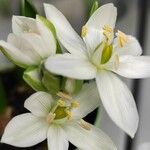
[43,3,150,138]
[1,82,116,150]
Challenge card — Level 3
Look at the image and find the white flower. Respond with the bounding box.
[0,15,56,68]
[1,82,116,150]
[44,3,147,138]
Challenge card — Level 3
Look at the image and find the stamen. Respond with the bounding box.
[57,99,66,107]
[116,30,128,47]
[114,54,120,70]
[81,26,88,38]
[79,119,91,130]
[46,113,56,124]
[103,25,113,41]
[57,92,73,101]
[71,101,80,108]
[65,110,73,120]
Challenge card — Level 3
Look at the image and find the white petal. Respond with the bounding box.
[47,125,69,150]
[114,35,142,56]
[86,3,117,29]
[44,3,86,57]
[21,33,51,59]
[0,40,37,68]
[24,92,54,117]
[64,121,117,150]
[36,16,56,55]
[96,71,139,137]
[114,55,150,78]
[1,113,49,147]
[45,53,97,80]
[83,28,104,53]
[12,16,38,34]
[72,81,100,119]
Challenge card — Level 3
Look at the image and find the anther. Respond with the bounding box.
[81,26,88,38]
[79,119,91,130]
[71,101,80,108]
[57,99,66,107]
[57,92,73,101]
[65,110,73,120]
[116,30,128,47]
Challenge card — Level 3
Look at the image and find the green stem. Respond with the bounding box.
[0,77,7,113]
[94,106,103,128]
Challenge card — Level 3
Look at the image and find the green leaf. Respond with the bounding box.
[61,78,83,94]
[101,44,113,64]
[23,66,46,91]
[0,77,7,113]
[21,0,38,18]
[42,70,61,95]
[89,0,99,17]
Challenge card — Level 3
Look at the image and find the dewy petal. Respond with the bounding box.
[45,53,97,80]
[44,3,87,57]
[114,35,142,56]
[64,121,117,150]
[0,40,37,68]
[72,81,100,119]
[96,71,139,138]
[114,55,150,78]
[47,125,69,150]
[86,3,117,30]
[36,16,56,55]
[12,16,38,34]
[1,113,49,147]
[24,92,54,117]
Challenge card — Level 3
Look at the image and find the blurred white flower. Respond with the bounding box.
[1,82,116,150]
[0,15,56,68]
[44,3,147,138]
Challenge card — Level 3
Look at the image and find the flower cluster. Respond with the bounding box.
[0,2,150,150]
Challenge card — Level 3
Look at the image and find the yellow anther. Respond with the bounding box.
[57,99,66,107]
[57,92,73,101]
[79,119,91,130]
[116,30,128,47]
[46,113,56,124]
[71,101,80,108]
[114,54,120,70]
[103,25,113,41]
[81,26,88,37]
[65,110,73,120]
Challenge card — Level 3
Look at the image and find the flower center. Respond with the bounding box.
[103,25,113,42]
[116,30,128,47]
[46,92,79,124]
[81,26,88,38]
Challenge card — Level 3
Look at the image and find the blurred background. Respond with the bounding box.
[0,0,149,150]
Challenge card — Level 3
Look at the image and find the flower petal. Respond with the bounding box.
[0,40,37,68]
[114,35,142,56]
[72,81,100,119]
[114,55,150,78]
[24,92,54,117]
[64,121,117,150]
[45,53,97,80]
[47,125,69,150]
[12,16,38,34]
[96,71,139,138]
[86,3,117,29]
[1,113,49,147]
[44,3,86,57]
[36,15,56,55]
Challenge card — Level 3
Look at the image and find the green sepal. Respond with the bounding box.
[42,70,61,95]
[89,0,99,17]
[21,0,38,18]
[37,15,56,38]
[101,44,113,64]
[61,78,83,94]
[23,66,46,91]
